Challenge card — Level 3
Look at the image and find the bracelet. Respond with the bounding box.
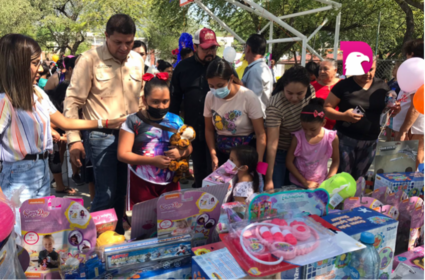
[106,119,109,128]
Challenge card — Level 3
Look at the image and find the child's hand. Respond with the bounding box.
[164,147,181,160]
[305,181,319,190]
[152,156,171,169]
[264,179,274,190]
[51,129,61,142]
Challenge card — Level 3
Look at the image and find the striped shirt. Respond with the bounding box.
[0,86,57,162]
[265,85,316,151]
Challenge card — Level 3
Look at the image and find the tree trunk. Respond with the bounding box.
[394,0,415,46]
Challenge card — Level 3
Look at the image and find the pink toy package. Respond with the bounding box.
[202,161,237,187]
[20,197,96,279]
[396,197,424,255]
[91,208,118,235]
[372,187,392,203]
[393,245,424,270]
[343,196,383,210]
[157,190,221,247]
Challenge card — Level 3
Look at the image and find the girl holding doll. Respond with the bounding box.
[118,73,193,208]
[286,98,340,189]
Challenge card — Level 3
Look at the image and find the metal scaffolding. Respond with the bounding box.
[186,0,342,66]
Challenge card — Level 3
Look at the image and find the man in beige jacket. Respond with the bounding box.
[64,14,144,234]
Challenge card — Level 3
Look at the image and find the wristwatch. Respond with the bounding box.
[98,119,103,129]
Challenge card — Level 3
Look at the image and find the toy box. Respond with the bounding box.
[202,161,238,188]
[91,209,118,235]
[393,245,424,270]
[131,184,232,241]
[157,190,222,246]
[375,172,424,197]
[20,197,96,279]
[396,198,424,254]
[192,248,247,279]
[373,140,418,176]
[304,207,398,279]
[103,234,192,271]
[192,241,226,256]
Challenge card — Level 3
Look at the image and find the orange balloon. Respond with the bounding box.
[413,84,424,114]
[51,54,59,63]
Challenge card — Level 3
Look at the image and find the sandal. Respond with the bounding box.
[56,187,77,195]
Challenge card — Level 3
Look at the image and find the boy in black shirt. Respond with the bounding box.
[38,235,60,269]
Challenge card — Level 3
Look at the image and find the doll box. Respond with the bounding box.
[192,241,227,256]
[393,245,424,270]
[91,209,118,235]
[375,172,424,197]
[303,207,398,279]
[201,163,238,188]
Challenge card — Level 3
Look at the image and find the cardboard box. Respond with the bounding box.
[375,172,424,197]
[91,208,118,235]
[303,207,398,279]
[202,163,238,189]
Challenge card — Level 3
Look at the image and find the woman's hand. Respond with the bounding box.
[390,101,401,117]
[105,117,127,129]
[151,156,171,169]
[211,154,219,171]
[51,129,61,142]
[164,146,181,160]
[344,109,363,123]
[264,179,274,191]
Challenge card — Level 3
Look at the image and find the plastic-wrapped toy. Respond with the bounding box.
[169,125,196,182]
[319,172,356,209]
[96,231,125,247]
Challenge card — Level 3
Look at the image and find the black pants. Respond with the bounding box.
[191,131,212,188]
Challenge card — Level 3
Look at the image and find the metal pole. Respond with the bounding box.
[307,18,328,42]
[333,11,341,60]
[259,22,271,34]
[195,0,246,43]
[269,22,273,67]
[279,6,333,19]
[307,44,324,60]
[375,11,381,56]
[301,38,307,66]
[266,37,302,44]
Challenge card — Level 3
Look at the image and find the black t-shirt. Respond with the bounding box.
[332,77,389,140]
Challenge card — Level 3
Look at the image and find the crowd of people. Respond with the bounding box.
[0,13,423,233]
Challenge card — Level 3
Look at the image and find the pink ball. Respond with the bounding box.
[0,201,15,242]
[397,58,425,93]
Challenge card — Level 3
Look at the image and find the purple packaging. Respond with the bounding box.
[20,197,96,279]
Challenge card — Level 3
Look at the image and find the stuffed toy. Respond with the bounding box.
[173,33,194,67]
[169,125,196,182]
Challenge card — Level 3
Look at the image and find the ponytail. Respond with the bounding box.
[252,170,260,193]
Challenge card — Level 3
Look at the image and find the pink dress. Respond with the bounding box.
[289,129,336,186]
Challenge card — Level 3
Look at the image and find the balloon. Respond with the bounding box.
[51,54,59,63]
[413,84,424,114]
[319,172,356,209]
[223,46,236,63]
[397,57,425,93]
[0,201,15,242]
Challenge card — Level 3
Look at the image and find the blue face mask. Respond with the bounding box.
[210,81,231,99]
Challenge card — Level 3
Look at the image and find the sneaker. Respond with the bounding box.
[72,174,85,186]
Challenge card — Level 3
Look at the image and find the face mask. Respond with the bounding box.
[224,159,242,174]
[147,106,169,119]
[38,78,48,89]
[210,81,231,99]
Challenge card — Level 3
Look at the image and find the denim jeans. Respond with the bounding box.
[0,158,50,202]
[272,149,290,189]
[88,131,127,234]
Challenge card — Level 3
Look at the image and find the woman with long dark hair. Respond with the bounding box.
[203,59,266,170]
[0,34,125,203]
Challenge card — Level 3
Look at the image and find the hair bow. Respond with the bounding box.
[142,72,169,82]
[171,48,179,55]
[301,110,325,118]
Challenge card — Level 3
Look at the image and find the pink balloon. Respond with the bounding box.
[0,201,15,242]
[397,57,425,93]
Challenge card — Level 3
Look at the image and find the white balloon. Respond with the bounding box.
[397,57,425,93]
[223,47,236,63]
